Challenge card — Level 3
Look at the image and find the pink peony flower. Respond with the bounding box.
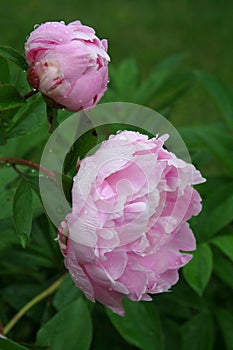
[25,20,110,111]
[58,130,205,315]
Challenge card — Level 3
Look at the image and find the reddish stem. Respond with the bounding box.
[0,157,55,181]
[23,90,39,100]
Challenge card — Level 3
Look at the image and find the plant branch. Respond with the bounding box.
[0,157,55,180]
[3,274,67,335]
[23,90,39,100]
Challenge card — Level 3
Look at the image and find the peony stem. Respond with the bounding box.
[0,157,55,181]
[3,274,67,335]
[23,90,39,100]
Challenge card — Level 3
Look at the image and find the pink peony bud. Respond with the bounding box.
[58,130,205,315]
[25,21,110,111]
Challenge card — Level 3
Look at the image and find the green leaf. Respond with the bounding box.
[110,58,139,100]
[0,338,29,350]
[0,84,25,110]
[194,70,233,127]
[13,178,33,247]
[210,235,233,262]
[63,111,97,174]
[36,299,92,350]
[192,181,233,241]
[0,57,10,84]
[162,319,182,350]
[134,53,187,104]
[46,104,59,133]
[202,194,233,238]
[0,45,28,70]
[183,243,213,295]
[215,308,233,350]
[153,71,193,111]
[53,274,82,311]
[6,94,46,138]
[182,311,214,350]
[213,248,233,289]
[196,127,233,173]
[106,298,164,350]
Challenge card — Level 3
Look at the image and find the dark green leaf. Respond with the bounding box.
[6,94,45,139]
[0,338,29,350]
[162,319,182,350]
[36,299,92,350]
[63,111,97,174]
[153,71,193,111]
[106,298,164,350]
[183,243,213,295]
[0,57,10,84]
[0,84,25,110]
[0,46,28,70]
[210,235,233,262]
[110,58,139,100]
[196,127,233,173]
[213,248,233,289]
[13,178,33,247]
[134,53,187,104]
[182,311,214,350]
[46,104,58,133]
[53,275,82,311]
[194,70,233,127]
[215,308,233,350]
[192,181,233,241]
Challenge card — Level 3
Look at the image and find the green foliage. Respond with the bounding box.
[106,299,164,350]
[0,338,29,350]
[183,243,213,295]
[0,84,25,110]
[13,178,33,247]
[181,311,214,350]
[0,46,28,70]
[0,45,233,350]
[36,299,92,350]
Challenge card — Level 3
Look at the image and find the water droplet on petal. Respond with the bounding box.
[34,24,40,30]
[60,21,65,24]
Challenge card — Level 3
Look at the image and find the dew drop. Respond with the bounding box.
[60,21,65,24]
[49,149,53,153]
[34,24,40,30]
[6,163,10,167]
[31,169,36,173]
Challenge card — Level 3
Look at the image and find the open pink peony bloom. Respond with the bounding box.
[25,21,110,111]
[58,130,205,315]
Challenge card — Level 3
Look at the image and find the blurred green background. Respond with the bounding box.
[1,0,232,124]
